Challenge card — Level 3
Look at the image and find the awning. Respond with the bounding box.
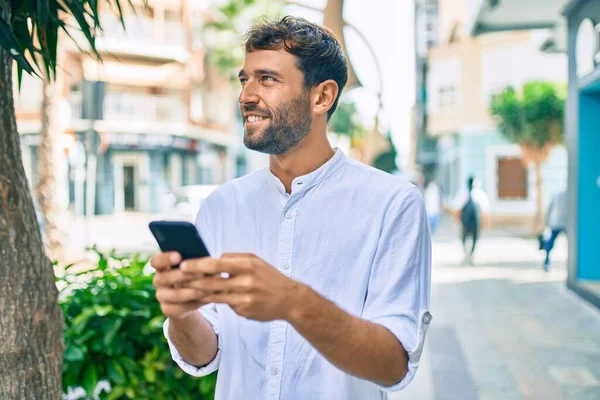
[469,0,568,36]
[82,59,187,88]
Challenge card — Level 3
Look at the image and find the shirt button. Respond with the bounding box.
[422,312,432,324]
[286,213,294,219]
[270,366,279,376]
[282,263,290,270]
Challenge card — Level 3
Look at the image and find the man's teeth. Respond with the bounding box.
[247,115,268,123]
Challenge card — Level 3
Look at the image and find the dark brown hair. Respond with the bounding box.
[243,16,348,120]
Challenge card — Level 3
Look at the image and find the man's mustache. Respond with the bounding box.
[242,105,272,118]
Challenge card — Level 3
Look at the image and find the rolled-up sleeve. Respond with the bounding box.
[163,304,222,377]
[361,186,432,392]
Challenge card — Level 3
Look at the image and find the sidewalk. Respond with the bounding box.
[392,216,600,400]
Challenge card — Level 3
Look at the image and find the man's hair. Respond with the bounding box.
[467,175,475,191]
[243,16,348,121]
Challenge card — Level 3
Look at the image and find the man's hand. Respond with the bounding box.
[150,252,209,320]
[180,253,305,322]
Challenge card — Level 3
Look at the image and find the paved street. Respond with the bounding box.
[65,213,600,399]
[393,219,600,400]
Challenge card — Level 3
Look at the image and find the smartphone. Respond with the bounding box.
[149,221,211,268]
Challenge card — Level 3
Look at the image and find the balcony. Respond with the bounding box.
[70,92,186,123]
[95,13,188,62]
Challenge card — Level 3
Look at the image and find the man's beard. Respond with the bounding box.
[243,93,313,155]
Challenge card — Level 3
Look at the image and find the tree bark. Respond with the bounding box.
[0,13,64,400]
[37,75,67,263]
[534,161,544,234]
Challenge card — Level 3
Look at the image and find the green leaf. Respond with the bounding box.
[94,305,113,316]
[143,366,156,383]
[0,18,36,76]
[107,386,126,400]
[82,364,99,396]
[63,0,100,60]
[72,308,95,335]
[64,346,85,361]
[108,361,127,385]
[103,318,123,347]
[125,387,135,399]
[36,0,50,28]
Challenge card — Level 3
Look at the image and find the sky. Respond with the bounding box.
[284,0,416,169]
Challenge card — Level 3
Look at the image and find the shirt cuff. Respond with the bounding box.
[370,310,432,392]
[163,310,222,377]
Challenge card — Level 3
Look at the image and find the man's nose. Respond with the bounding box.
[239,82,260,105]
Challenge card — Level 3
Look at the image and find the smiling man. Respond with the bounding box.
[151,16,432,400]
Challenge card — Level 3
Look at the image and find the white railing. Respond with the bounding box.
[69,92,82,120]
[100,14,185,48]
[103,93,186,122]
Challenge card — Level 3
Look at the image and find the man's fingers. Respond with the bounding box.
[150,252,181,272]
[156,287,205,303]
[185,275,254,293]
[202,292,246,306]
[153,268,203,287]
[181,257,251,275]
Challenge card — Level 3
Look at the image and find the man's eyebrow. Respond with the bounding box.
[254,69,283,77]
[238,69,283,79]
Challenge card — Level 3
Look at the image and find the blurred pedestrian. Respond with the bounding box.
[424,180,442,234]
[542,190,567,271]
[452,175,491,264]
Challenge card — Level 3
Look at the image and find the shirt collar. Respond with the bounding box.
[265,147,347,195]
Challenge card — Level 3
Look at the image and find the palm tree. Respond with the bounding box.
[0,1,128,398]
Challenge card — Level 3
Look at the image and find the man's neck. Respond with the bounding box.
[269,131,335,194]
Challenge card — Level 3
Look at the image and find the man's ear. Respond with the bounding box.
[312,80,339,118]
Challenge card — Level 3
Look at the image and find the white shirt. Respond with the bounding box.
[164,149,432,400]
[452,187,490,214]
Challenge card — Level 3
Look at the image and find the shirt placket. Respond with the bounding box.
[265,198,297,400]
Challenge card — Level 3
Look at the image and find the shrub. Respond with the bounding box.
[57,248,216,399]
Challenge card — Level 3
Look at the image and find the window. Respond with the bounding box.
[438,86,456,110]
[497,157,528,200]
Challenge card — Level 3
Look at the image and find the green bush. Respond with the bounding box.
[57,248,216,400]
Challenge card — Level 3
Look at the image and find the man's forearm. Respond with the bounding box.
[168,309,219,367]
[286,285,409,387]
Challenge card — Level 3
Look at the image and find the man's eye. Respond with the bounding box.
[239,78,247,85]
[262,76,276,82]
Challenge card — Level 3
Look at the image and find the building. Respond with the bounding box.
[15,0,248,216]
[469,0,600,307]
[414,0,441,180]
[423,0,568,227]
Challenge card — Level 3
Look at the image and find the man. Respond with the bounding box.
[151,16,431,399]
[543,189,567,271]
[452,176,490,264]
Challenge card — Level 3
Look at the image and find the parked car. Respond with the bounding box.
[160,184,219,222]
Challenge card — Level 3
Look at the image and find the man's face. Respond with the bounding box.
[238,49,313,155]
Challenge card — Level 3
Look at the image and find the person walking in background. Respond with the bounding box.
[424,180,442,234]
[543,189,567,271]
[452,176,491,265]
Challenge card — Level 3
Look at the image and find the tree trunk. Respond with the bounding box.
[534,160,544,233]
[0,21,64,400]
[37,75,66,263]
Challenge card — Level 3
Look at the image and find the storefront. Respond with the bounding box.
[564,0,600,308]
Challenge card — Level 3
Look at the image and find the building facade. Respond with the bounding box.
[563,0,600,307]
[468,0,600,307]
[425,0,568,226]
[15,0,249,216]
[414,0,440,178]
